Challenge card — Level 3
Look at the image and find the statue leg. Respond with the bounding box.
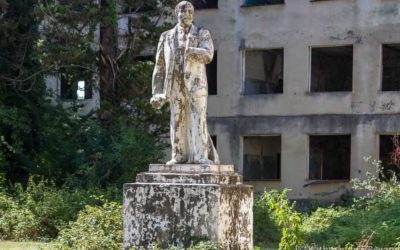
[168,82,189,165]
[188,96,212,164]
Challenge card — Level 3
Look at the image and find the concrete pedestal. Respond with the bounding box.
[123,164,253,250]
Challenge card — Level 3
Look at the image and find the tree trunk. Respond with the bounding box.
[99,0,118,113]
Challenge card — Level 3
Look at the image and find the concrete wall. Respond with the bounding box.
[193,0,400,199]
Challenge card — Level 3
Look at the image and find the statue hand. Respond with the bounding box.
[150,94,167,110]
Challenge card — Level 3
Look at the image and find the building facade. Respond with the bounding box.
[46,74,100,115]
[192,0,400,200]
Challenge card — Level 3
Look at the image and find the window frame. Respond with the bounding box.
[242,48,285,95]
[242,134,282,181]
[308,45,354,93]
[307,134,351,182]
[380,43,400,92]
[192,0,219,10]
[59,70,93,101]
[241,0,285,8]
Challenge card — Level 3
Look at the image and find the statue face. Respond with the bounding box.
[176,3,194,27]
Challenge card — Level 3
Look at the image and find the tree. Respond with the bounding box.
[0,0,45,184]
[36,0,175,130]
[0,0,179,187]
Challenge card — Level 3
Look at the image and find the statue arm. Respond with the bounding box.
[186,29,214,64]
[151,33,167,109]
[152,33,166,96]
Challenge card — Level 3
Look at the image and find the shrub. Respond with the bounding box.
[0,184,40,240]
[65,116,166,188]
[254,189,303,250]
[0,177,119,241]
[301,156,400,247]
[54,201,123,250]
[253,193,281,245]
[21,179,100,240]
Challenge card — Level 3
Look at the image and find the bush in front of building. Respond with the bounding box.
[53,201,123,250]
[254,189,303,250]
[301,157,400,248]
[0,175,119,241]
[0,190,39,241]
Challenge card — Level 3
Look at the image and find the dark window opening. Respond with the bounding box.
[207,51,217,95]
[60,72,75,100]
[135,55,154,62]
[192,0,218,9]
[243,136,281,180]
[124,0,157,13]
[211,135,217,149]
[382,44,400,91]
[311,46,353,92]
[309,135,350,180]
[60,69,93,100]
[242,0,284,6]
[244,49,284,95]
[379,135,400,179]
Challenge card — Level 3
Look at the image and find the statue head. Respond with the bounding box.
[175,1,194,28]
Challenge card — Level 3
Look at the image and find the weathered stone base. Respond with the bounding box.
[123,164,253,250]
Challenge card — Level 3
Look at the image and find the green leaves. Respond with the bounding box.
[254,189,303,250]
[54,201,123,250]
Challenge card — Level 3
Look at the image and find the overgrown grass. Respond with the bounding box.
[0,241,53,250]
[0,176,120,242]
[300,157,400,248]
[2,157,400,249]
[254,157,400,249]
[301,199,400,247]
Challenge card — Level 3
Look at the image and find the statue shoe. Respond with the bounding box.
[166,159,187,165]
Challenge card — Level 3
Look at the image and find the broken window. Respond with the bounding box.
[207,51,217,95]
[379,135,400,179]
[243,0,284,6]
[244,49,284,95]
[123,0,157,13]
[310,46,353,92]
[60,69,92,100]
[243,136,281,180]
[309,135,350,180]
[192,0,218,9]
[382,44,400,91]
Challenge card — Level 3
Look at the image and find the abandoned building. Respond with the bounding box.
[190,0,400,200]
[46,0,400,200]
[46,72,100,115]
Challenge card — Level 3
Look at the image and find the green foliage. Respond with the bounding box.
[0,0,170,187]
[64,116,166,188]
[253,193,281,245]
[0,177,118,241]
[254,189,303,250]
[301,157,400,248]
[0,190,39,240]
[53,201,123,250]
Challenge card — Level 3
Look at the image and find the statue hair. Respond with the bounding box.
[175,1,194,16]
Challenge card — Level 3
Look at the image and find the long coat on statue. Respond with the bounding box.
[152,24,219,164]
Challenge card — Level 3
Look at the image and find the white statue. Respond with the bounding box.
[150,1,219,165]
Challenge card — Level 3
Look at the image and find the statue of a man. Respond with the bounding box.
[150,1,219,165]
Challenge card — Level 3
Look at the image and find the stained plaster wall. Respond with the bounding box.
[193,0,400,199]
